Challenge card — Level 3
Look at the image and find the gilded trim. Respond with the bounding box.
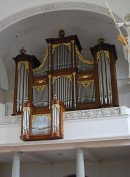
[23,106,30,112]
[34,79,46,84]
[75,45,94,65]
[32,114,51,120]
[33,48,48,71]
[52,104,60,109]
[52,75,72,84]
[96,50,110,63]
[79,75,93,79]
[18,61,29,71]
[33,85,47,92]
[52,42,71,54]
[78,80,94,88]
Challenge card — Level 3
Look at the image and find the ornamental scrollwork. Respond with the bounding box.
[52,42,71,54]
[52,104,60,109]
[96,50,110,64]
[75,45,94,65]
[33,48,48,71]
[32,114,51,120]
[18,61,29,71]
[33,85,47,92]
[78,80,94,88]
[52,75,72,84]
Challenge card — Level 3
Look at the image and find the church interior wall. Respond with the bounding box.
[0,159,130,177]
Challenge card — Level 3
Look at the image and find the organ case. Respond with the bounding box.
[12,29,119,141]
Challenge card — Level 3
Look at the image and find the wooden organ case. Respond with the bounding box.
[13,29,119,141]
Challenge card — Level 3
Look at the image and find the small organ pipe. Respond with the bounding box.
[100,51,105,104]
[17,68,20,112]
[103,51,109,104]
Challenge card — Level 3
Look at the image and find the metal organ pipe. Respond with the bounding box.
[103,51,109,104]
[17,67,20,112]
[17,63,29,112]
[23,107,30,135]
[52,104,59,134]
[21,66,26,106]
[98,50,112,105]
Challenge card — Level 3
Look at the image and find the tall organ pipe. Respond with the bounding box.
[103,51,109,104]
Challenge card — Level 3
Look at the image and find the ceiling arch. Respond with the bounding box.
[0,1,122,33]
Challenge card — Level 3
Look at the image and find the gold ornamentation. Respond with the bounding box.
[48,75,51,79]
[52,42,71,54]
[33,48,48,71]
[48,43,51,48]
[32,114,51,120]
[33,85,47,92]
[52,75,72,84]
[79,75,92,79]
[65,75,72,81]
[18,61,29,71]
[52,104,60,109]
[96,50,110,63]
[23,106,30,112]
[34,79,46,84]
[52,44,61,54]
[75,45,94,65]
[118,34,128,46]
[78,80,94,88]
[71,40,75,44]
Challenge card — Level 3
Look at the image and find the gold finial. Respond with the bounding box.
[19,47,26,54]
[59,27,65,38]
[98,38,105,44]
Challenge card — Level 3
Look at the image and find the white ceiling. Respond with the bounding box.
[0,10,126,89]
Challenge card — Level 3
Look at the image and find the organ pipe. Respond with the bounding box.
[13,48,40,115]
[90,38,119,107]
[51,96,65,138]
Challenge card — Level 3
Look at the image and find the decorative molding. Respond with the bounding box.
[1,115,21,125]
[1,107,128,124]
[0,1,122,32]
[64,107,120,120]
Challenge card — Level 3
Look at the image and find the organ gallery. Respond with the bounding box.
[12,28,118,141]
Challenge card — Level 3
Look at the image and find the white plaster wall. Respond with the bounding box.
[0,161,100,177]
[0,103,5,118]
[5,102,13,116]
[64,116,130,140]
[0,114,129,145]
[0,124,21,144]
[0,160,130,177]
[119,93,130,108]
[0,57,8,90]
[0,0,129,33]
[101,160,130,177]
[116,57,130,108]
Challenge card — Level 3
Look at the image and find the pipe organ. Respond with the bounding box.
[13,29,119,141]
